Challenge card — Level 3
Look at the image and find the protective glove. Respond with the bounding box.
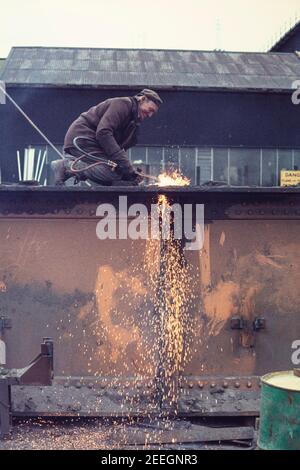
[133,167,144,184]
[116,165,144,184]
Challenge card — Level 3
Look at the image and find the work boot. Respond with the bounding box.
[51,159,75,186]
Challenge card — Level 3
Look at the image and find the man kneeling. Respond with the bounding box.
[51,89,162,186]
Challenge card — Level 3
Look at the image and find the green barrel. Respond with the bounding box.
[258,370,300,450]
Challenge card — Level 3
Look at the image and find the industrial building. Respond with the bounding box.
[0,40,300,186]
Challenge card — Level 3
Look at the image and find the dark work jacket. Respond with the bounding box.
[64,96,140,172]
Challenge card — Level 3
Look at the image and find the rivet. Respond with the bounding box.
[75,382,82,389]
[198,382,204,389]
[100,383,106,389]
[223,381,228,388]
[113,384,118,389]
[235,381,240,388]
[136,383,142,389]
[88,383,93,389]
[64,382,70,388]
[189,383,194,389]
[247,381,252,388]
[210,382,216,388]
[147,382,152,389]
[89,209,96,216]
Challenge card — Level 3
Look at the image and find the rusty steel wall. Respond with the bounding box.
[184,219,300,376]
[0,219,156,377]
[0,186,300,416]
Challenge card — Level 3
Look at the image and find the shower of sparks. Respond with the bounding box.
[144,192,195,413]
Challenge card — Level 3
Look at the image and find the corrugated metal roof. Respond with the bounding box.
[0,58,5,72]
[1,46,300,91]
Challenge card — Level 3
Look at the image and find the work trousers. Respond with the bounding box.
[65,145,137,186]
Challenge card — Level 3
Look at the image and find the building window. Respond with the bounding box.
[262,149,277,186]
[147,147,164,177]
[229,148,260,186]
[294,150,300,171]
[278,149,293,177]
[213,148,229,184]
[164,147,180,172]
[180,147,196,184]
[129,147,147,165]
[196,148,212,184]
[32,143,300,187]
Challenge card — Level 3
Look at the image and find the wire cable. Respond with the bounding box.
[69,136,117,173]
[0,83,65,160]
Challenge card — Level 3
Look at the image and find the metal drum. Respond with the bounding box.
[258,370,300,450]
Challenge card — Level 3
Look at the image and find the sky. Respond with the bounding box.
[0,0,300,57]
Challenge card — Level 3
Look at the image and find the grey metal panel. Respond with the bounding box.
[2,47,300,91]
[70,60,90,71]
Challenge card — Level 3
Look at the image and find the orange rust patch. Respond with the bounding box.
[77,300,94,320]
[219,231,226,247]
[199,225,211,289]
[203,281,240,336]
[95,266,141,363]
[255,253,283,269]
[0,281,6,292]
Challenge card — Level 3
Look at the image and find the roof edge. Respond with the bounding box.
[1,83,295,94]
[7,45,296,56]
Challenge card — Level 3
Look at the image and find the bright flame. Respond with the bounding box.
[144,194,194,412]
[156,170,190,187]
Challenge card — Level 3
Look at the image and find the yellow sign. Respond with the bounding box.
[280,170,300,187]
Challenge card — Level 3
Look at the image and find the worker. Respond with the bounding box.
[51,89,163,186]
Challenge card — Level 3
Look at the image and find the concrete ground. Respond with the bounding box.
[0,417,256,450]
